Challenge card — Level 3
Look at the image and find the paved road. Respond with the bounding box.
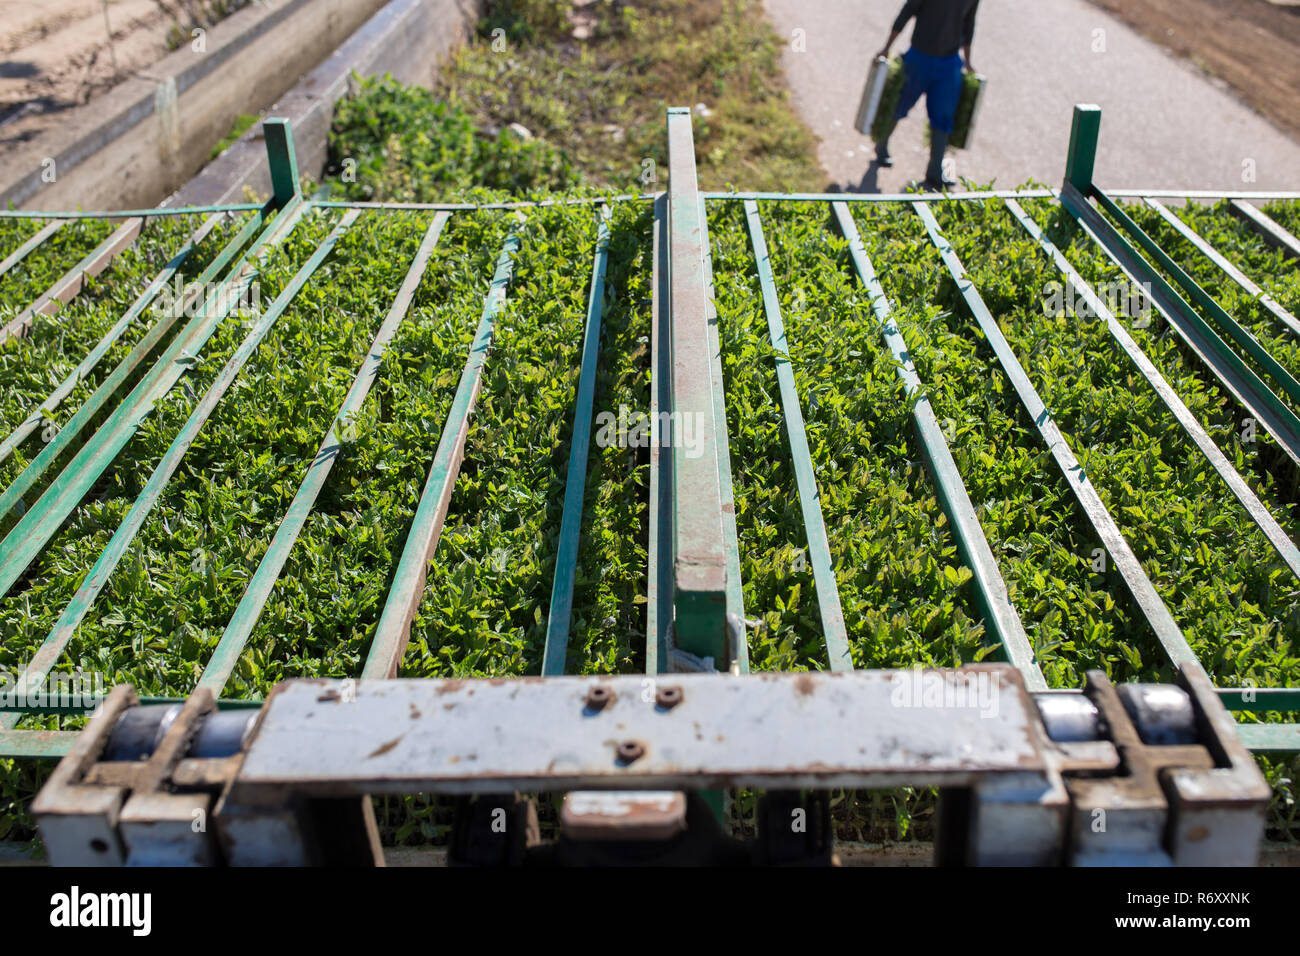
[764,0,1300,192]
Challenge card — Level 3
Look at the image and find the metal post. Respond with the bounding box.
[1064,104,1101,195]
[263,118,301,208]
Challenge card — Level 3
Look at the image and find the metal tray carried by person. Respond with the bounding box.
[854,56,903,139]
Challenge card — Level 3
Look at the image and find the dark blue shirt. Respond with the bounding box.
[892,0,980,58]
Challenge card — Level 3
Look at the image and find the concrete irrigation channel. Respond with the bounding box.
[0,0,483,212]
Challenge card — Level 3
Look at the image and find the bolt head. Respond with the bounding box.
[585,685,613,710]
[616,740,645,763]
[655,686,683,708]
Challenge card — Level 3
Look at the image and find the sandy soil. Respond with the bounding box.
[0,0,251,152]
[1087,0,1300,145]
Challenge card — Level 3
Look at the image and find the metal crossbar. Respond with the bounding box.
[1,108,1298,759]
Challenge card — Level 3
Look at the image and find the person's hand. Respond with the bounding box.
[964,58,974,73]
[876,47,890,61]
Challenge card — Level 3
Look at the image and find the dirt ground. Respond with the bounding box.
[0,0,250,155]
[1087,0,1300,144]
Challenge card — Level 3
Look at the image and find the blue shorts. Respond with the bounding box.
[894,47,964,134]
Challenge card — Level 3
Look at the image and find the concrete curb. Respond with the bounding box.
[168,0,482,208]
[0,0,481,212]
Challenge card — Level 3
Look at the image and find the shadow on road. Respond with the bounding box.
[826,160,883,195]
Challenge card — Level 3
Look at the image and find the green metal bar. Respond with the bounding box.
[1005,198,1300,581]
[1095,188,1300,407]
[8,210,361,706]
[0,729,80,759]
[0,212,224,467]
[199,211,450,694]
[0,216,144,345]
[833,201,1045,689]
[1217,687,1300,712]
[666,107,728,665]
[263,118,301,208]
[542,207,612,677]
[703,190,1300,203]
[1063,104,1101,195]
[0,203,271,519]
[0,204,264,220]
[1108,190,1300,201]
[0,197,306,602]
[315,195,654,212]
[697,196,748,673]
[1229,200,1300,261]
[647,195,672,676]
[0,695,261,717]
[742,200,851,672]
[914,200,1202,673]
[0,219,64,280]
[1233,722,1300,752]
[700,190,1057,203]
[361,230,521,680]
[1059,183,1300,471]
[1144,198,1300,340]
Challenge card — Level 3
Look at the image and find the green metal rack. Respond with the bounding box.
[1,105,1299,762]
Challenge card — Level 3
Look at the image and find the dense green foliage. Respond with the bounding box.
[0,219,117,321]
[0,218,43,262]
[948,71,984,150]
[0,209,340,683]
[326,0,822,198]
[403,202,650,678]
[0,216,229,457]
[1261,199,1300,241]
[932,197,1300,689]
[710,202,989,673]
[328,76,578,201]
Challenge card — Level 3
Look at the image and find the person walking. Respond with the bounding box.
[875,0,980,190]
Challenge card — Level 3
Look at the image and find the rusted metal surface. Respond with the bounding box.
[234,667,1047,795]
[560,791,687,841]
[30,686,138,864]
[1062,669,1268,865]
